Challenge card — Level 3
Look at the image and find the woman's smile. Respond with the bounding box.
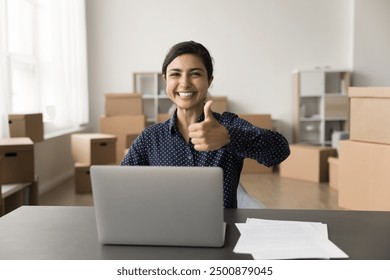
[177,92,195,98]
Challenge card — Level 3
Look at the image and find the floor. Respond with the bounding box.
[39,172,342,210]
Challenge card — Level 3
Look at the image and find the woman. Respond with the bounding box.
[121,41,290,208]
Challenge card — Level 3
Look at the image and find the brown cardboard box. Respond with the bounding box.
[0,138,34,184]
[279,144,337,182]
[239,114,272,129]
[239,114,273,173]
[8,113,44,143]
[157,114,171,123]
[338,140,390,211]
[71,133,117,165]
[125,133,139,147]
[209,96,228,113]
[242,158,273,173]
[117,134,139,164]
[328,156,339,190]
[100,115,145,146]
[349,87,390,144]
[105,93,143,116]
[74,163,92,194]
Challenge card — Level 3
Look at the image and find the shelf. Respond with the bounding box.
[293,69,351,145]
[142,94,155,99]
[300,116,321,121]
[133,72,173,125]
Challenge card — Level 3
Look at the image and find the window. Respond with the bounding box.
[0,0,89,138]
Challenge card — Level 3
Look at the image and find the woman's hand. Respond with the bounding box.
[188,101,230,151]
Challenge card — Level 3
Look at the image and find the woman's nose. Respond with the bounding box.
[179,74,190,87]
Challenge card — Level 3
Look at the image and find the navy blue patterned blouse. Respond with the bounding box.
[120,110,290,208]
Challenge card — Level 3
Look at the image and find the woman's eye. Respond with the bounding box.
[169,73,180,77]
[191,72,201,76]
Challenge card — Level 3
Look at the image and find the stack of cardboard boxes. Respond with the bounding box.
[338,87,390,211]
[71,133,117,193]
[1,113,43,216]
[100,93,146,164]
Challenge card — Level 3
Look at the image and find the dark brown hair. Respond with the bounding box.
[162,41,214,81]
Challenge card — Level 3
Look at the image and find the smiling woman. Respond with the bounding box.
[121,41,291,208]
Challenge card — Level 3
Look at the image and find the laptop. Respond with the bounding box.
[90,165,226,247]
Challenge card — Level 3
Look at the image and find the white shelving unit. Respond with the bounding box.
[292,69,351,146]
[133,72,173,124]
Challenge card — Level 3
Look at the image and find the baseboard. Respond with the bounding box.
[38,169,74,195]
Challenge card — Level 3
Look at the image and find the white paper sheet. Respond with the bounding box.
[234,219,348,260]
[245,218,328,238]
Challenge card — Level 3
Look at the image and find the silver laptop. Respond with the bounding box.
[90,165,225,247]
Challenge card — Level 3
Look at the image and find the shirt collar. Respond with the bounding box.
[168,109,206,134]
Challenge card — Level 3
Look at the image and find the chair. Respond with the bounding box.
[237,183,266,209]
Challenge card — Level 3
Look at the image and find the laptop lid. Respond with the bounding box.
[90,165,225,247]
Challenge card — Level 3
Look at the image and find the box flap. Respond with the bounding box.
[327,156,339,164]
[0,137,34,151]
[8,113,43,120]
[349,87,390,98]
[209,96,227,101]
[105,93,142,99]
[75,162,90,168]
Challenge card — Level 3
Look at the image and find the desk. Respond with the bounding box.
[0,206,390,260]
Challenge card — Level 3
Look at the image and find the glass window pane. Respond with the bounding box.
[7,0,35,55]
[10,60,39,113]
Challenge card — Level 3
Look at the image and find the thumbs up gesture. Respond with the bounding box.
[188,100,230,151]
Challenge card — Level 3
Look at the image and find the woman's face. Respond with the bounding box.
[165,54,212,112]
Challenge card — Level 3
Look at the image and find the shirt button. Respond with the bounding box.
[188,156,192,160]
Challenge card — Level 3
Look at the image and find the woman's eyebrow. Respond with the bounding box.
[168,68,204,72]
[168,68,182,72]
[189,68,204,72]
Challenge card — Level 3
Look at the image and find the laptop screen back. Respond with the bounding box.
[90,165,225,247]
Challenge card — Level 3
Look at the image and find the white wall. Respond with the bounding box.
[85,0,353,141]
[36,0,390,195]
[352,0,390,86]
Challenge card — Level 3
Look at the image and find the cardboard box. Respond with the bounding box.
[209,96,228,113]
[279,144,337,182]
[0,138,34,184]
[105,93,143,116]
[239,114,272,129]
[338,140,390,211]
[74,163,92,194]
[100,115,145,146]
[157,114,171,123]
[125,133,138,148]
[239,114,273,173]
[8,113,44,143]
[71,133,117,165]
[328,157,339,190]
[349,87,390,145]
[242,158,273,173]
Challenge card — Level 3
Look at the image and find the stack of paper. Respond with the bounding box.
[234,218,349,259]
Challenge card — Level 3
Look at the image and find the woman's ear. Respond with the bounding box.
[163,74,167,83]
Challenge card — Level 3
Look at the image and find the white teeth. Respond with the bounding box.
[178,92,194,97]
